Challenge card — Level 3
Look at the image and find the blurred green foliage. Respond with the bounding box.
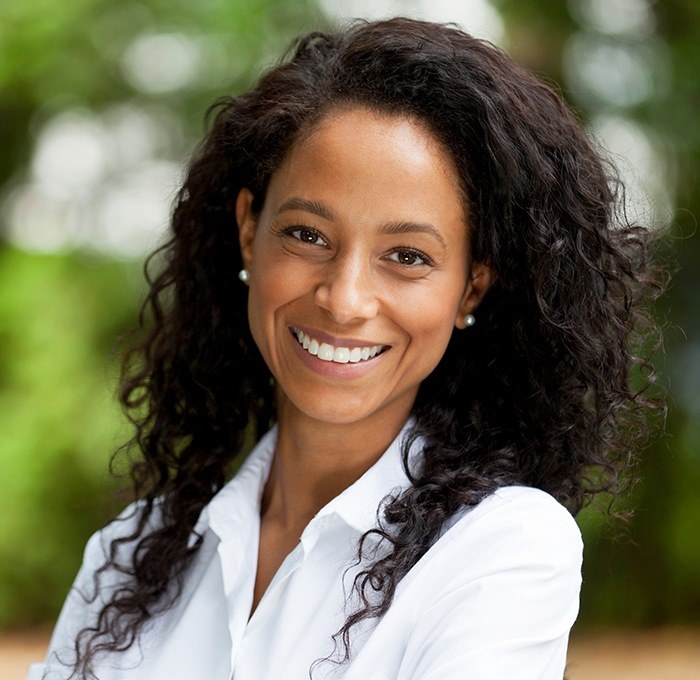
[0,247,137,623]
[1,0,698,630]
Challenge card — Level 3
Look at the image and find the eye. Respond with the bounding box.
[286,227,327,246]
[388,249,431,267]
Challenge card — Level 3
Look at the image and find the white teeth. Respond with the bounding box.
[293,328,385,364]
[317,343,334,361]
[333,347,350,363]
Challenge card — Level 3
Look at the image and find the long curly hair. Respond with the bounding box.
[70,17,665,678]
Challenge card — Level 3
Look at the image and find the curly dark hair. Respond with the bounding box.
[69,16,665,679]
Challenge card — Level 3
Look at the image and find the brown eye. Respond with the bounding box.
[300,229,316,243]
[389,250,426,266]
[288,227,327,246]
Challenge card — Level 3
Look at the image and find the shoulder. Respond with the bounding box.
[444,485,581,549]
[384,489,583,679]
[39,500,170,673]
[421,486,582,600]
[80,499,164,576]
[398,486,583,634]
[59,499,167,624]
[35,502,146,670]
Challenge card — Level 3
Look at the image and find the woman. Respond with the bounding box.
[30,17,663,680]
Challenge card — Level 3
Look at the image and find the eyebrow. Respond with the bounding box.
[276,197,448,249]
[277,198,336,221]
[379,221,447,249]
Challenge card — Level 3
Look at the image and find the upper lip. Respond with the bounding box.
[290,325,389,348]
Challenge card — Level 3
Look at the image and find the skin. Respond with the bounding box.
[236,107,492,617]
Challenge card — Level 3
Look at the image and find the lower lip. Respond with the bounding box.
[288,329,388,379]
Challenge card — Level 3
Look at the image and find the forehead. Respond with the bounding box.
[264,106,468,230]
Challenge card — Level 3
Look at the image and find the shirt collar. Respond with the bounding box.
[200,426,278,542]
[198,418,421,541]
[315,417,421,535]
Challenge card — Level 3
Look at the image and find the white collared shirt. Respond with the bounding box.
[28,422,583,680]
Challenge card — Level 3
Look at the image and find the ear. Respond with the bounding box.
[454,261,494,329]
[236,187,257,270]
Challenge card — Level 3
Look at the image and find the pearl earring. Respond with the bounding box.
[238,269,250,284]
[463,313,475,327]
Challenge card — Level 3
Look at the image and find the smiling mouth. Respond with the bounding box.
[290,327,388,364]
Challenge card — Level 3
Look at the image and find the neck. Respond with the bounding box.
[260,392,414,532]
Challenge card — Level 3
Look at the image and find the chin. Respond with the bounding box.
[298,401,375,426]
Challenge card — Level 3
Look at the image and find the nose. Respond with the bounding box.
[313,255,380,324]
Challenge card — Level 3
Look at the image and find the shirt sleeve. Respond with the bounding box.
[395,488,583,680]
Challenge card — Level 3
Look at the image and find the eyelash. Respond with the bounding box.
[280,225,434,268]
[282,226,328,247]
[387,249,433,267]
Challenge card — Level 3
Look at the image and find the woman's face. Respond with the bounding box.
[237,107,491,426]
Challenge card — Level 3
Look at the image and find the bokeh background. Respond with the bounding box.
[1,0,698,675]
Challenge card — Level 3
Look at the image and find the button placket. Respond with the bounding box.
[214,523,260,673]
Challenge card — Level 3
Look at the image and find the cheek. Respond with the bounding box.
[247,272,284,360]
[393,288,460,371]
[246,239,286,351]
[417,310,457,353]
[246,257,309,367]
[246,284,267,361]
